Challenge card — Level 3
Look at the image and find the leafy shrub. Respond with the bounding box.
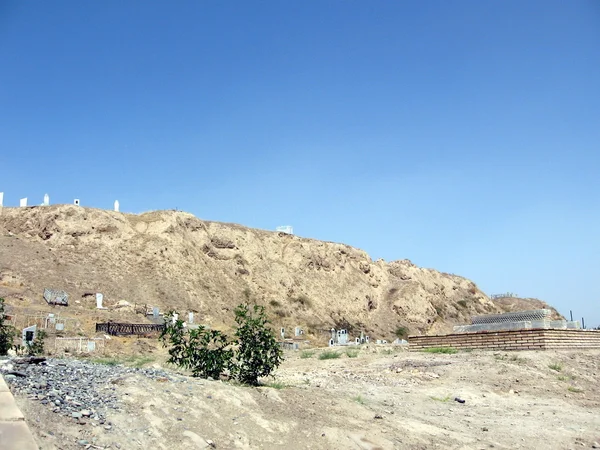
[395,326,409,339]
[161,303,283,385]
[318,350,341,360]
[230,303,283,385]
[161,314,233,379]
[27,330,47,356]
[0,298,16,356]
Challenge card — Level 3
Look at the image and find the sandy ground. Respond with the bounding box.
[13,347,600,450]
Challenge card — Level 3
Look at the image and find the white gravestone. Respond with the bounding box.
[0,192,3,207]
[188,312,194,324]
[43,193,49,206]
[20,198,27,207]
[96,293,103,309]
[74,199,80,206]
[114,200,119,212]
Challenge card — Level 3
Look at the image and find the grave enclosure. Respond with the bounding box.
[409,310,600,351]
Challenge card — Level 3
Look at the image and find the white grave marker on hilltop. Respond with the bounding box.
[0,192,3,207]
[74,199,80,206]
[43,193,50,206]
[114,200,119,212]
[20,198,27,207]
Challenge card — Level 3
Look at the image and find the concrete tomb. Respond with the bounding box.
[114,200,119,212]
[19,198,27,207]
[96,293,103,309]
[453,309,581,333]
[42,194,49,206]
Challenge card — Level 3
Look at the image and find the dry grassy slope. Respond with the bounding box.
[1,205,504,339]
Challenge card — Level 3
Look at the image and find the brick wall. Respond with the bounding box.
[408,329,600,351]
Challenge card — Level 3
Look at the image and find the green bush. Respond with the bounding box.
[395,326,409,339]
[230,303,283,385]
[318,350,341,360]
[161,314,233,379]
[0,298,16,356]
[456,300,468,308]
[161,303,283,385]
[26,330,47,356]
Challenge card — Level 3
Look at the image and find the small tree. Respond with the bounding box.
[27,330,46,356]
[160,313,233,379]
[0,298,16,356]
[230,303,283,386]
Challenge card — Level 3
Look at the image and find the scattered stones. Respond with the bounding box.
[2,357,181,423]
[454,397,466,404]
[374,414,383,419]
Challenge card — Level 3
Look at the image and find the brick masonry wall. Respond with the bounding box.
[408,329,600,351]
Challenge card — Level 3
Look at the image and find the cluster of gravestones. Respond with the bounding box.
[0,192,120,212]
[328,329,370,347]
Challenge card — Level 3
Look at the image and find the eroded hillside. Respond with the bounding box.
[0,205,503,339]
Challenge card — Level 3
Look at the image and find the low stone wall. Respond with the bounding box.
[409,329,600,351]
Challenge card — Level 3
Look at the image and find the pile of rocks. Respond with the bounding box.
[1,357,181,424]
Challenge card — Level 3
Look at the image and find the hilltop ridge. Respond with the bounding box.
[1,205,506,339]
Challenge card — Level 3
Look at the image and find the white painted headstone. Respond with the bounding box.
[280,328,285,339]
[153,307,159,318]
[188,312,194,324]
[74,199,80,206]
[0,192,3,207]
[114,200,119,212]
[172,313,179,324]
[43,193,49,206]
[20,198,27,207]
[96,293,104,309]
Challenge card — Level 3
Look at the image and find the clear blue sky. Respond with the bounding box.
[1,1,599,326]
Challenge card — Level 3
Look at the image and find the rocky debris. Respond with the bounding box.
[1,357,183,423]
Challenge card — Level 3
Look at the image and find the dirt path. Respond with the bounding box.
[13,348,600,449]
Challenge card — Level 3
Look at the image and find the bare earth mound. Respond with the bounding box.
[1,205,508,338]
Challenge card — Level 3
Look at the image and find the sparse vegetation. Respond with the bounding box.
[422,347,457,354]
[319,350,341,360]
[292,295,312,308]
[300,350,315,359]
[345,348,359,358]
[263,380,287,389]
[27,330,46,356]
[548,363,563,372]
[352,394,365,404]
[269,299,282,308]
[457,300,468,308]
[430,394,452,402]
[0,298,16,356]
[395,326,409,339]
[557,375,570,381]
[568,386,583,393]
[91,355,156,367]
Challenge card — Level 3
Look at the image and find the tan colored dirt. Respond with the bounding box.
[0,205,507,340]
[13,348,600,450]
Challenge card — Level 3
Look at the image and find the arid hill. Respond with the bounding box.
[1,205,517,340]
